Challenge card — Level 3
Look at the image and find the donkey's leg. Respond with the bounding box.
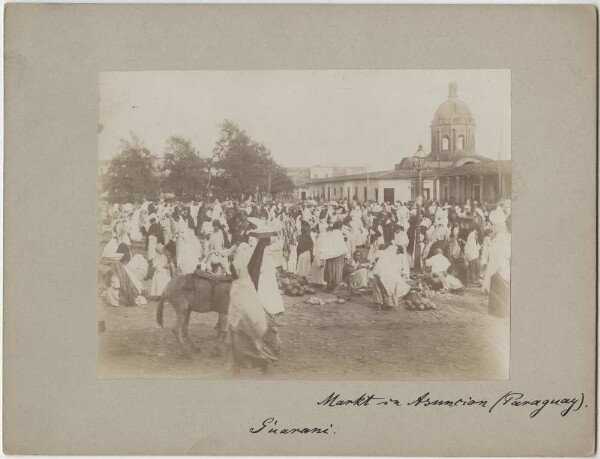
[182,308,201,353]
[211,313,228,357]
[171,299,194,358]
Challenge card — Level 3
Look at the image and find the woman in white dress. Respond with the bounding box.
[174,210,203,275]
[257,237,285,316]
[310,225,327,286]
[370,245,411,309]
[129,209,144,242]
[227,235,280,373]
[350,205,366,247]
[202,220,232,274]
[150,244,171,297]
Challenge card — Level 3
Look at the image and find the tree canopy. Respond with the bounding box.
[101,133,159,203]
[160,135,208,199]
[213,120,294,197]
[100,122,294,203]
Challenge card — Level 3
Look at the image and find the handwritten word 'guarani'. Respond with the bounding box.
[250,418,334,435]
[317,391,586,418]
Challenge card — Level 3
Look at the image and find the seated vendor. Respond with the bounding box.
[103,253,149,307]
[344,251,370,289]
[423,248,464,293]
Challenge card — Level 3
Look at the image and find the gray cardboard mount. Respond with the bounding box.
[3,4,597,456]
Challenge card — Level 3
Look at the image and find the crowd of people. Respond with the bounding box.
[98,194,512,370]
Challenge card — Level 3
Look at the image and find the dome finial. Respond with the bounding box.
[449,82,458,98]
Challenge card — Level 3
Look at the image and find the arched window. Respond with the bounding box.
[457,135,465,150]
[442,136,449,151]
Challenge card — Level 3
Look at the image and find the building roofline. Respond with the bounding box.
[305,160,512,184]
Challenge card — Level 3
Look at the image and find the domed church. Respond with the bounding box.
[305,83,511,205]
[431,82,476,156]
[396,82,493,170]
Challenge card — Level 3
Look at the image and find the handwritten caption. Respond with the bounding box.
[317,391,586,418]
[248,391,586,435]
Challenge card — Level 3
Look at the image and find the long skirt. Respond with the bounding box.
[228,317,280,371]
[227,279,281,371]
[296,251,312,278]
[147,235,157,260]
[310,258,325,285]
[489,273,510,318]
[258,273,285,316]
[371,275,404,308]
[324,255,345,291]
[466,258,481,286]
[150,268,170,297]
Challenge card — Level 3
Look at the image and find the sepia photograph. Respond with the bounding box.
[97,69,512,380]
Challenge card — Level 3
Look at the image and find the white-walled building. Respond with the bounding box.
[287,165,367,200]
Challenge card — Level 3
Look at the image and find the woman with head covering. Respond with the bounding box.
[482,232,511,317]
[464,228,482,287]
[146,217,164,261]
[488,201,508,234]
[322,221,348,291]
[150,243,171,298]
[367,215,385,262]
[227,232,280,374]
[370,245,411,310]
[281,211,299,273]
[202,219,232,275]
[344,251,370,290]
[480,228,494,278]
[103,252,148,307]
[129,208,144,242]
[309,224,327,286]
[449,223,461,259]
[295,220,313,279]
[250,231,285,316]
[173,209,204,275]
[349,204,366,248]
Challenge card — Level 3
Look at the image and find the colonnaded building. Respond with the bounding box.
[298,83,511,205]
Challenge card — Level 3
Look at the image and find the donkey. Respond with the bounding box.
[156,273,231,358]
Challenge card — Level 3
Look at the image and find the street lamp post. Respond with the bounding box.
[412,144,427,273]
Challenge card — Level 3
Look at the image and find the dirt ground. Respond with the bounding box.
[98,276,509,381]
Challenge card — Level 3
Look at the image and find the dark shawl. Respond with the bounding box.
[247,238,270,290]
[112,262,139,307]
[297,232,314,259]
[147,222,165,245]
[116,243,131,265]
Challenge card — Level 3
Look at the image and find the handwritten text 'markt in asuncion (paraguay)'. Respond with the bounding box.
[317,391,586,418]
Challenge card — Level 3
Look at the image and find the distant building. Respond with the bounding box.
[306,83,511,204]
[288,164,367,200]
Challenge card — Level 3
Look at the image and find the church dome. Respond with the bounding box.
[432,82,474,123]
[429,82,477,156]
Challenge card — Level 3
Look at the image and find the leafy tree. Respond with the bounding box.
[161,136,208,199]
[268,161,295,194]
[101,133,159,203]
[212,120,294,197]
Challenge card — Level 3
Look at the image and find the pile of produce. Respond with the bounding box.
[404,291,438,311]
[276,272,316,297]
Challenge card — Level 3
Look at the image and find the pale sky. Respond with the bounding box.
[98,70,510,170]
